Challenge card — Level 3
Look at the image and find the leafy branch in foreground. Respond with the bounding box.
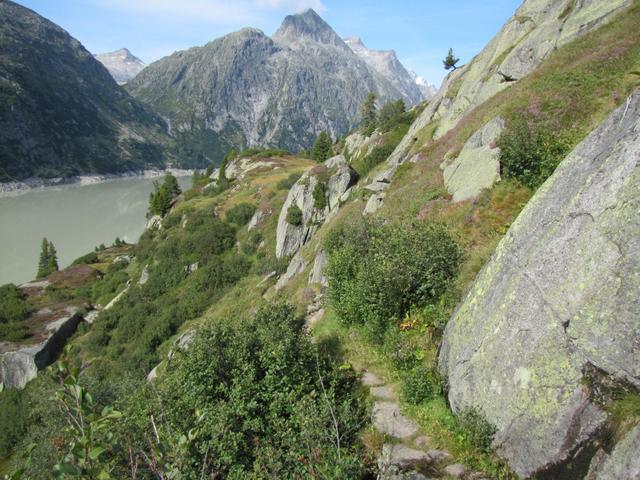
[51,347,122,479]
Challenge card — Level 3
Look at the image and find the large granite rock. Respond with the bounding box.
[0,312,84,389]
[439,90,640,478]
[275,155,358,258]
[593,426,640,480]
[442,117,504,202]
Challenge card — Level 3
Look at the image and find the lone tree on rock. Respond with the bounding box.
[37,237,59,278]
[311,131,333,162]
[443,48,460,71]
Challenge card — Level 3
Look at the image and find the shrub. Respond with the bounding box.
[457,407,497,453]
[0,321,30,342]
[115,303,368,478]
[497,117,571,189]
[401,365,439,405]
[71,251,99,265]
[225,202,256,226]
[0,388,27,457]
[326,219,462,341]
[242,231,263,255]
[313,180,328,210]
[0,283,31,323]
[286,204,303,226]
[277,172,302,190]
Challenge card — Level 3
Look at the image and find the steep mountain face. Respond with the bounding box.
[0,0,172,182]
[440,89,640,479]
[387,0,632,169]
[95,48,146,84]
[126,9,422,164]
[344,36,425,101]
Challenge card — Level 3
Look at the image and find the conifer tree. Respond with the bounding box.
[37,237,59,278]
[47,240,58,274]
[443,48,460,71]
[360,92,378,134]
[310,131,333,162]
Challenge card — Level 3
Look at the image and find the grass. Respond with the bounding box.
[312,310,515,478]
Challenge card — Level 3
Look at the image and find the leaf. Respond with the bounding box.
[89,446,106,460]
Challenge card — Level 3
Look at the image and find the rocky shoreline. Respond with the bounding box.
[0,168,196,197]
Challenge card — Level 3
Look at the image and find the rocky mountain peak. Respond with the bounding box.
[95,47,146,84]
[272,8,347,49]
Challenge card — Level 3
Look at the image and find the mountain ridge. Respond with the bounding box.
[0,0,173,182]
[126,9,423,165]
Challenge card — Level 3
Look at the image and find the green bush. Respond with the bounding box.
[71,251,99,265]
[0,321,30,342]
[326,219,462,341]
[225,202,256,226]
[0,387,27,457]
[457,407,497,453]
[277,172,302,190]
[497,117,571,189]
[313,181,328,210]
[0,283,31,324]
[401,365,439,405]
[242,231,263,255]
[115,303,368,478]
[286,204,303,226]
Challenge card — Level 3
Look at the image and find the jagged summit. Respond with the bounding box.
[95,47,146,84]
[272,8,347,49]
[344,35,427,101]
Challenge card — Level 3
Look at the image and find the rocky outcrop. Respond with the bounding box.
[275,252,307,291]
[387,0,631,170]
[591,426,640,480]
[275,155,358,258]
[439,91,640,477]
[442,116,504,202]
[0,311,84,389]
[308,250,328,286]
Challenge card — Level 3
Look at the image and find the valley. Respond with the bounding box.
[0,0,639,479]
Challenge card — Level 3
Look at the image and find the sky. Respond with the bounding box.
[14,0,522,86]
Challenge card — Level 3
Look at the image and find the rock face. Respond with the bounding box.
[387,0,631,169]
[591,426,640,480]
[0,1,172,182]
[0,312,84,389]
[276,155,358,258]
[439,91,640,477]
[344,36,423,102]
[126,9,422,163]
[442,116,504,202]
[95,48,146,84]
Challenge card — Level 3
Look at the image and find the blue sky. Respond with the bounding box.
[15,0,522,85]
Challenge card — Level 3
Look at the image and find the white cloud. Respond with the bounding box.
[93,0,325,23]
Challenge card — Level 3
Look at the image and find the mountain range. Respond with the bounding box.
[126,9,426,164]
[0,4,432,180]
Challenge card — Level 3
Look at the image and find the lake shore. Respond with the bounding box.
[0,168,196,197]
